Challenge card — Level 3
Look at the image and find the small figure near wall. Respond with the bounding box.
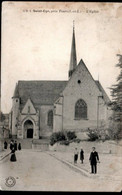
[74,148,78,164]
[18,143,21,150]
[10,140,14,151]
[14,140,17,151]
[80,148,84,164]
[4,141,8,149]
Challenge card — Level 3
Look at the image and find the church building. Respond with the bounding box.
[10,24,110,140]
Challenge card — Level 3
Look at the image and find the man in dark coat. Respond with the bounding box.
[10,140,14,151]
[80,148,84,164]
[89,147,100,174]
[14,141,17,151]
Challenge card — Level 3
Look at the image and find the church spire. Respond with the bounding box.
[69,21,77,78]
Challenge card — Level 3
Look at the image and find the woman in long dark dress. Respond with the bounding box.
[4,141,8,149]
[80,148,84,164]
[18,143,21,150]
[10,147,17,162]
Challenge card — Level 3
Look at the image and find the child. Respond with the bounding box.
[74,148,78,164]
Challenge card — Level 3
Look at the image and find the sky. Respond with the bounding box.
[1,2,122,113]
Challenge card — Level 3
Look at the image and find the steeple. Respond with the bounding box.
[12,83,19,98]
[69,21,77,78]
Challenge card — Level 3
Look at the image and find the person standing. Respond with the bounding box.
[10,147,17,162]
[74,148,78,164]
[10,140,14,151]
[18,143,21,150]
[80,148,84,164]
[89,147,100,174]
[4,141,8,149]
[14,141,17,151]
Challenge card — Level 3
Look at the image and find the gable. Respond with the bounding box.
[21,98,36,114]
[63,59,102,97]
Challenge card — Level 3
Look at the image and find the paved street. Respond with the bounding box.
[0,149,121,191]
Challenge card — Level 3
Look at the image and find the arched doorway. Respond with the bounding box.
[27,128,33,138]
[24,120,34,138]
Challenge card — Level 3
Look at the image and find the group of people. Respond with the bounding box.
[4,140,21,151]
[4,140,22,162]
[74,148,84,164]
[9,140,21,151]
[74,147,100,174]
[4,140,100,173]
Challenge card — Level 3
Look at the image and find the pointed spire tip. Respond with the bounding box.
[73,20,75,30]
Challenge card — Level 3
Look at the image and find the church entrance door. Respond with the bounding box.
[27,129,33,138]
[24,120,34,139]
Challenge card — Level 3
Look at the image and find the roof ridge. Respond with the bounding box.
[18,80,68,82]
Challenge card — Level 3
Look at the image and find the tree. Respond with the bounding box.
[0,111,5,122]
[109,54,122,139]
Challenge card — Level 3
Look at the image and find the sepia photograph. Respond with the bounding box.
[0,1,122,192]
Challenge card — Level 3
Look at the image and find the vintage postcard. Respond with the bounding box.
[0,1,122,192]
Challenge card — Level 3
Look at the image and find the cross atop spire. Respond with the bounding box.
[69,21,77,78]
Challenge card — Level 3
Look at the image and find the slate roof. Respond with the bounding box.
[14,79,110,110]
[17,80,67,108]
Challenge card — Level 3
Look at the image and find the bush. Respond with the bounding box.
[87,129,99,141]
[108,122,122,140]
[50,131,66,146]
[60,140,70,145]
[66,131,77,140]
[73,138,81,143]
[105,134,111,140]
[50,131,77,146]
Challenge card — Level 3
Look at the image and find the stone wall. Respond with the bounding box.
[62,61,108,131]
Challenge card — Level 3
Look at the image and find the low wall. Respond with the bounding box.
[32,143,49,151]
[49,140,122,155]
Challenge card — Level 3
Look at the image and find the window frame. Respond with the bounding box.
[75,99,87,120]
[47,110,53,127]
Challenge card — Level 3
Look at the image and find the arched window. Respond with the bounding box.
[75,99,87,119]
[47,110,53,127]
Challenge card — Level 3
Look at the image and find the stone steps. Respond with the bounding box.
[32,137,50,151]
[17,139,33,149]
[0,136,51,150]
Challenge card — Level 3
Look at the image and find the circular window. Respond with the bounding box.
[77,80,81,84]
